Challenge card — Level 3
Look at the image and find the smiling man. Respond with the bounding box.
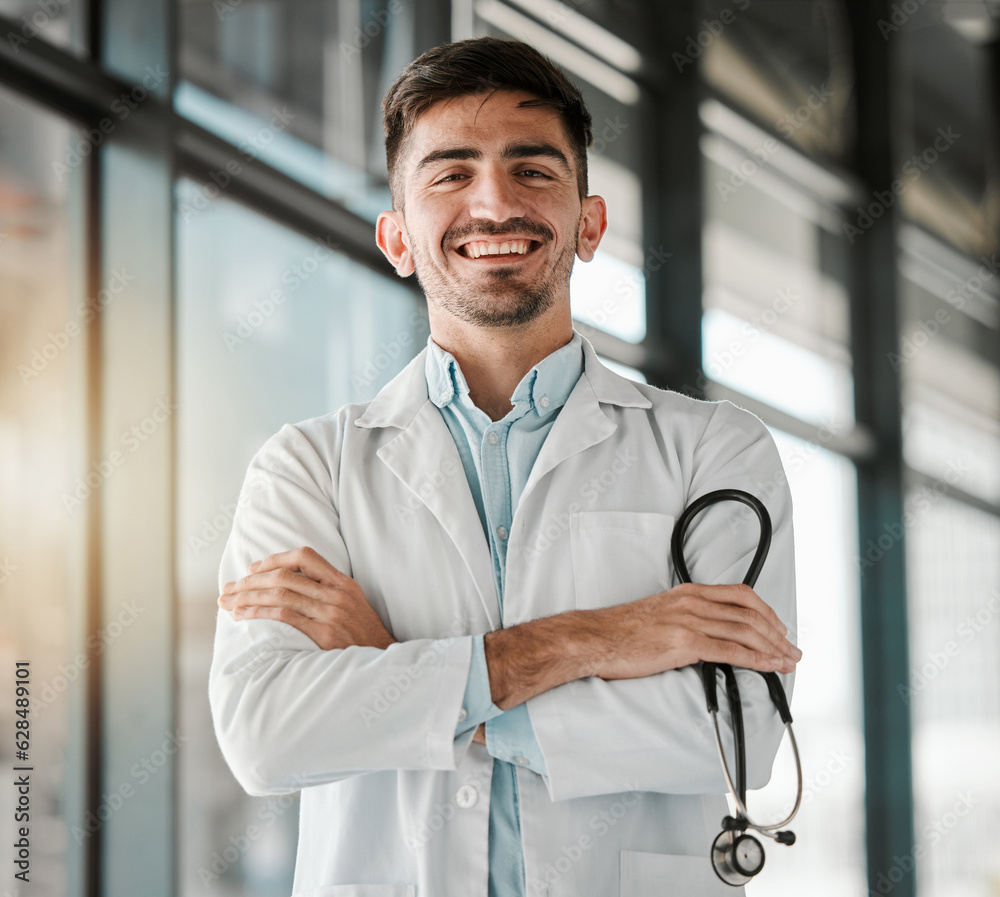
[210,37,800,897]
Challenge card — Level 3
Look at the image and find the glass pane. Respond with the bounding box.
[906,496,1000,895]
[697,0,853,161]
[0,0,86,56]
[175,178,425,896]
[899,248,1000,506]
[177,0,426,220]
[746,432,865,896]
[0,84,85,896]
[896,18,995,258]
[702,148,855,428]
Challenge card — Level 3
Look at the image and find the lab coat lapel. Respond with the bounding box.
[357,350,501,630]
[520,335,652,505]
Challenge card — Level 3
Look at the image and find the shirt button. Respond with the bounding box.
[487,431,499,445]
[457,708,468,722]
[496,526,508,541]
[514,755,530,766]
[456,784,478,808]
[538,395,550,409]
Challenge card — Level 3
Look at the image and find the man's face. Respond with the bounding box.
[376,90,606,329]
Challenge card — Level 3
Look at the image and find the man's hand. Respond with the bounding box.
[586,582,801,681]
[484,582,801,710]
[218,546,396,651]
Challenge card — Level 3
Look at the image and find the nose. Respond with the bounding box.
[466,164,525,222]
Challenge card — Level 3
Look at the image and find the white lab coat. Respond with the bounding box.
[209,332,796,897]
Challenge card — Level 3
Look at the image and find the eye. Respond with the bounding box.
[433,172,467,185]
[518,169,551,179]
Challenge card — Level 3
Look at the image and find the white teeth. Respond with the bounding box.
[461,239,533,258]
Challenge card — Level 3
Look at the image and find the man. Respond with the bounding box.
[210,36,801,897]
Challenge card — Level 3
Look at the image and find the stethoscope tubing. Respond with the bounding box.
[670,488,803,840]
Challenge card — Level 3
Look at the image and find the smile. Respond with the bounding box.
[456,238,541,259]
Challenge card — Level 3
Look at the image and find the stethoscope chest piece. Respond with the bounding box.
[711,829,765,886]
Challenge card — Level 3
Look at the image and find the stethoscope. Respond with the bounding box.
[670,489,803,887]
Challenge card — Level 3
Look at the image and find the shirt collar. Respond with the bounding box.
[425,331,584,418]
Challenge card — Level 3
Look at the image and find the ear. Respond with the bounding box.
[576,195,608,262]
[376,210,415,277]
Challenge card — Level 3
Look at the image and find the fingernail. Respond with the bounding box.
[249,560,261,571]
[222,581,234,592]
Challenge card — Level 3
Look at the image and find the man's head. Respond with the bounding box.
[382,37,593,210]
[375,38,606,331]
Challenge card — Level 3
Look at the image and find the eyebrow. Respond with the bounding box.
[414,142,573,178]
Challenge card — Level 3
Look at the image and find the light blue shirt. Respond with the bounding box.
[425,330,585,897]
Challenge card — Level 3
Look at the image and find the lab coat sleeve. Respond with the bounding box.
[527,400,796,802]
[458,635,504,736]
[209,419,475,796]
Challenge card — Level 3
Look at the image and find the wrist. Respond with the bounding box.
[483,610,602,709]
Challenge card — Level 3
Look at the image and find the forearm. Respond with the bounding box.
[210,616,473,794]
[483,608,601,709]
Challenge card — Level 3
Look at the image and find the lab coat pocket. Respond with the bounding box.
[620,850,740,896]
[570,511,675,610]
[294,886,416,897]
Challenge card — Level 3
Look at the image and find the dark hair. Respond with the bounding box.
[382,37,592,209]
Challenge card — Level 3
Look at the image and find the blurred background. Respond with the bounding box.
[0,0,998,894]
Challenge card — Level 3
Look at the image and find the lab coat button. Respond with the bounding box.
[457,708,468,722]
[487,431,499,445]
[456,785,478,808]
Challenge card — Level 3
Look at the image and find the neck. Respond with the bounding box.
[428,303,574,422]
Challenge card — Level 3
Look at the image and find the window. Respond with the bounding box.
[175,180,424,896]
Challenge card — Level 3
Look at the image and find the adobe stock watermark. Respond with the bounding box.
[189,472,268,557]
[855,458,970,573]
[897,588,1000,705]
[221,237,339,352]
[178,106,297,222]
[31,600,145,713]
[523,447,638,559]
[528,783,643,894]
[864,791,979,896]
[394,455,463,523]
[724,417,845,537]
[16,267,136,385]
[61,397,178,513]
[199,774,306,887]
[405,764,493,849]
[0,557,15,586]
[843,127,960,244]
[698,288,800,387]
[338,0,413,59]
[717,86,835,200]
[887,306,950,371]
[944,253,999,312]
[350,309,428,393]
[672,0,750,72]
[877,0,933,40]
[5,0,70,53]
[71,730,189,844]
[359,618,467,726]
[579,245,672,333]
[51,66,169,180]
